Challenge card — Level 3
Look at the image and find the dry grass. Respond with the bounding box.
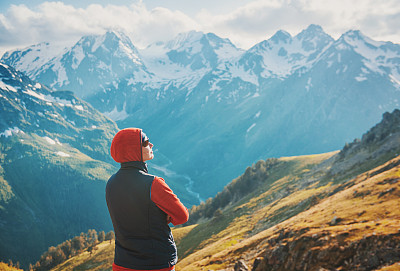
[0,262,22,271]
[376,262,400,270]
[51,241,114,271]
[175,153,337,270]
[48,153,400,271]
[175,155,400,270]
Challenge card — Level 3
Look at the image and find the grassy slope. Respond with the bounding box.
[48,152,400,271]
[175,152,338,270]
[50,241,114,271]
[0,262,22,271]
[48,152,335,270]
[177,155,400,270]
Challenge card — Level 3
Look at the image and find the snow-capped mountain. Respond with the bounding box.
[338,30,400,85]
[2,31,152,99]
[142,31,244,76]
[2,25,400,199]
[138,30,245,96]
[239,24,334,78]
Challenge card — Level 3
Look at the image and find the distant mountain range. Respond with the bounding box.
[2,25,400,200]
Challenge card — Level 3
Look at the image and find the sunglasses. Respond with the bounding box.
[142,139,150,147]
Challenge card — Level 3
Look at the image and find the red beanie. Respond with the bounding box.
[110,128,142,163]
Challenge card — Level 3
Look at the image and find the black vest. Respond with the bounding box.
[106,161,177,269]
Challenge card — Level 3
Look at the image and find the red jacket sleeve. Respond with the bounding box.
[151,177,189,226]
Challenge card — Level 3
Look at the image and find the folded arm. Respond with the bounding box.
[151,177,189,225]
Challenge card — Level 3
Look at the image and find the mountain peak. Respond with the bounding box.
[342,30,365,41]
[270,30,292,44]
[296,24,331,39]
[104,30,133,46]
[338,29,385,49]
[75,30,137,55]
[296,24,333,51]
[165,30,206,50]
[305,24,324,33]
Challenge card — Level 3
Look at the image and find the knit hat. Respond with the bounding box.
[110,128,143,163]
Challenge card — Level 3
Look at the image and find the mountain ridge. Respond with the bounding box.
[2,24,400,201]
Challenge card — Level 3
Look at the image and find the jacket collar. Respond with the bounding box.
[120,161,148,173]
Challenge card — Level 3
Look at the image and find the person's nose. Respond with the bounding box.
[149,142,154,148]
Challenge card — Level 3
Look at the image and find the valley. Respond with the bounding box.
[23,109,400,270]
[1,24,400,269]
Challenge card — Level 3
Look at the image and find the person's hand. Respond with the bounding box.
[167,215,171,224]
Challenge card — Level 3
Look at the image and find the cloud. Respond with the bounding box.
[195,0,400,48]
[196,0,331,48]
[0,0,399,55]
[0,1,198,52]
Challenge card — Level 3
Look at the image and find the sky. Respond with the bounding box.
[0,0,400,56]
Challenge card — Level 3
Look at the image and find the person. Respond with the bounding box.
[106,128,189,271]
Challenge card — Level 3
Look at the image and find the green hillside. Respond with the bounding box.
[44,109,400,271]
[44,152,400,271]
[0,62,120,267]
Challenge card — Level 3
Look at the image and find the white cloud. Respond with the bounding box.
[195,0,400,48]
[0,1,198,53]
[0,0,399,55]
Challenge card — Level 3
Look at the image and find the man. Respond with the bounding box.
[106,128,189,271]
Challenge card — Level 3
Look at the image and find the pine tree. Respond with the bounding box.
[98,231,106,242]
[105,231,115,243]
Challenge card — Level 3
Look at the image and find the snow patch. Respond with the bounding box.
[0,81,18,92]
[43,136,62,145]
[1,127,24,137]
[51,61,69,87]
[104,103,129,121]
[91,34,106,52]
[355,76,367,82]
[71,45,85,69]
[44,136,56,145]
[212,41,244,61]
[209,80,221,91]
[24,89,50,102]
[390,74,400,88]
[247,123,256,133]
[56,151,70,157]
[305,77,312,91]
[229,64,259,86]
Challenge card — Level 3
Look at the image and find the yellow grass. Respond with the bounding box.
[279,151,338,162]
[172,224,197,244]
[51,241,114,271]
[376,262,400,270]
[0,262,22,271]
[49,153,400,271]
[176,156,400,270]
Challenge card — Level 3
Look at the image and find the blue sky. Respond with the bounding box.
[1,0,400,55]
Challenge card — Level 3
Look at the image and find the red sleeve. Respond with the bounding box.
[151,177,189,226]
